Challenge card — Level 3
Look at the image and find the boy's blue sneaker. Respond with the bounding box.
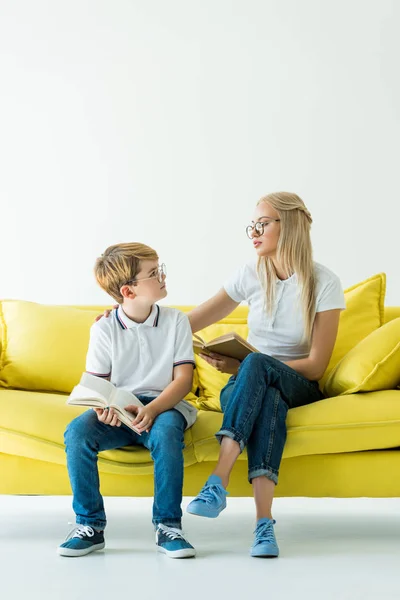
[250,518,279,558]
[57,525,105,557]
[156,524,196,558]
[186,474,228,518]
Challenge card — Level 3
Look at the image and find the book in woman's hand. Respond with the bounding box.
[193,332,258,362]
[67,372,144,434]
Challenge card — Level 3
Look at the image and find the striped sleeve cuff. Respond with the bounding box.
[173,360,196,368]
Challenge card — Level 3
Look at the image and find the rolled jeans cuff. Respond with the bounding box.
[76,516,107,531]
[153,519,182,531]
[248,467,279,485]
[215,428,246,453]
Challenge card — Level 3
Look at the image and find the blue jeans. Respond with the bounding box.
[217,353,324,484]
[64,396,187,531]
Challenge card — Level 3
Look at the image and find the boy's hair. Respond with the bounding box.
[94,243,158,303]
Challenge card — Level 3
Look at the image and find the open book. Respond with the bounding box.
[67,372,144,434]
[193,332,258,362]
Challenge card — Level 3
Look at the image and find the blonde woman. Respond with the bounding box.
[186,192,345,557]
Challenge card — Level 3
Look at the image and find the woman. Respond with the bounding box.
[185,192,345,558]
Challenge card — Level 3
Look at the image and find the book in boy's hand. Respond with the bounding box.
[193,332,258,362]
[67,372,144,435]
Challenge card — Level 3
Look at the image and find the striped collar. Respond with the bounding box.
[116,304,160,330]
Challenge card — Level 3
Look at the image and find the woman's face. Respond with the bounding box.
[249,202,281,258]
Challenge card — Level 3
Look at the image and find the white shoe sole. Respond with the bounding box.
[157,546,196,559]
[57,542,105,557]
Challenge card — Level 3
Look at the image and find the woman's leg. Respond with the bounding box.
[188,353,322,520]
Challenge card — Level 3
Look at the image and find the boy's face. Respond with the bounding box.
[125,259,167,303]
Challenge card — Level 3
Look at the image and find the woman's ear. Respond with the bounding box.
[120,284,136,300]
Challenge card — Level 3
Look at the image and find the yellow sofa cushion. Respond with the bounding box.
[3,388,400,473]
[193,319,249,412]
[190,390,400,462]
[0,301,101,393]
[318,272,386,388]
[0,389,197,475]
[0,300,199,400]
[324,318,400,397]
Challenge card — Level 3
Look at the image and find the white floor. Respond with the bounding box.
[1,496,400,600]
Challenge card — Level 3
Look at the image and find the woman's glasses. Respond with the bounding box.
[245,220,280,239]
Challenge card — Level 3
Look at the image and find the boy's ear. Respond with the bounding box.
[120,284,136,300]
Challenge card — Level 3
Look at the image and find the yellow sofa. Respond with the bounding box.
[1,280,400,498]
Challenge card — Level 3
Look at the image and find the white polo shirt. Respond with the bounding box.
[224,261,346,362]
[86,304,197,428]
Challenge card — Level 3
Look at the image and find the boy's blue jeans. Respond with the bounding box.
[64,396,186,531]
[217,353,324,484]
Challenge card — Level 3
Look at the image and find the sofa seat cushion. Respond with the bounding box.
[190,390,400,462]
[0,390,196,474]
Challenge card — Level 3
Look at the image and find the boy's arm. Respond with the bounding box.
[86,323,112,380]
[144,363,193,415]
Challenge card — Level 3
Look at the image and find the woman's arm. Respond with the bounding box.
[188,288,240,333]
[285,309,341,381]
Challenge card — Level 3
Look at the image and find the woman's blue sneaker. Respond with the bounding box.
[57,525,105,557]
[156,524,196,558]
[250,518,279,558]
[186,475,228,518]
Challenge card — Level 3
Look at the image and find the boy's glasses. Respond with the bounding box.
[246,219,280,239]
[125,263,167,286]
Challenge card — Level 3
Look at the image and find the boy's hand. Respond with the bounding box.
[199,352,240,375]
[126,404,158,433]
[95,305,119,322]
[94,407,121,427]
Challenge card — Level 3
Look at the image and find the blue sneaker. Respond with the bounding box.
[250,518,279,558]
[57,525,105,557]
[156,524,196,558]
[186,475,228,518]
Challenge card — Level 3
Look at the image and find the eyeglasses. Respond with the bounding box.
[246,220,280,239]
[124,263,167,286]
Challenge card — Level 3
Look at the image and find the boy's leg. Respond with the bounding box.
[141,409,195,558]
[58,409,137,557]
[144,409,186,528]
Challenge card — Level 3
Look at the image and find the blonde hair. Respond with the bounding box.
[256,192,316,342]
[94,242,158,303]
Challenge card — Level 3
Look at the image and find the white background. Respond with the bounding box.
[0,0,399,306]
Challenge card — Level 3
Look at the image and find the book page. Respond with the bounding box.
[79,372,114,402]
[67,384,107,407]
[111,387,144,410]
[193,333,205,347]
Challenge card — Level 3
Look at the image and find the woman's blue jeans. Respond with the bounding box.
[64,396,186,531]
[217,353,324,484]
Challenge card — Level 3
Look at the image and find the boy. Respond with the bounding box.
[58,243,197,558]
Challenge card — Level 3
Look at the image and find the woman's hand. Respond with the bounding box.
[199,352,240,375]
[95,305,118,322]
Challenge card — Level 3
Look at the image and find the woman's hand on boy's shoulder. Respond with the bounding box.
[199,352,240,375]
[95,305,119,322]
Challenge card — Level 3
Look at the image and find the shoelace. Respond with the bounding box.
[253,522,275,546]
[65,525,95,542]
[196,484,226,505]
[158,524,188,542]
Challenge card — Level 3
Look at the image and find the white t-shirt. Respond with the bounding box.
[224,261,346,362]
[86,304,197,429]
